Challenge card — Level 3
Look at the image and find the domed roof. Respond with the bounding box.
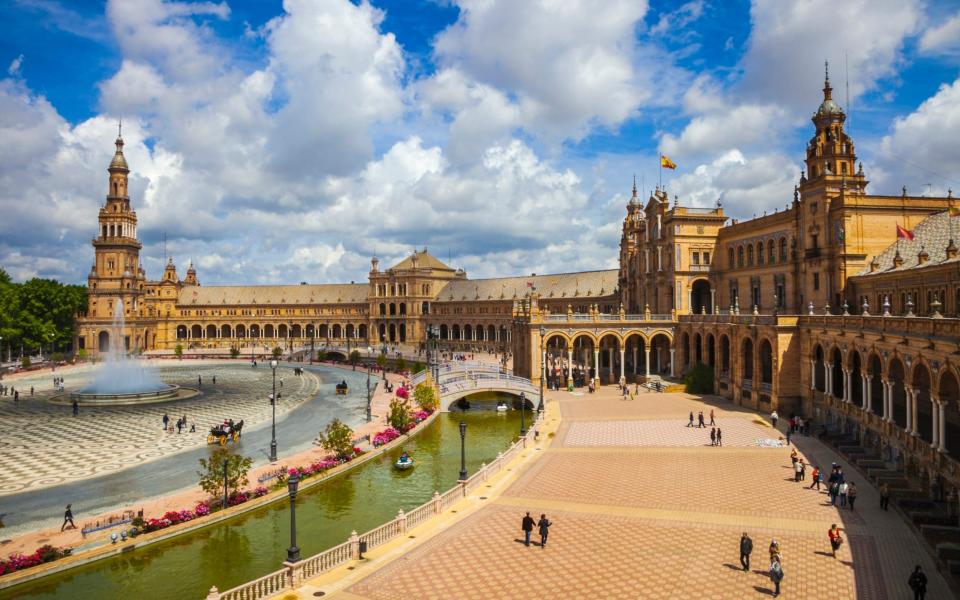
[109,136,129,172]
[816,98,843,116]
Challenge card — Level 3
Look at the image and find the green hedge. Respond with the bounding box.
[683,363,714,394]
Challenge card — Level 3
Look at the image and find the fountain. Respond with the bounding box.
[69,302,182,405]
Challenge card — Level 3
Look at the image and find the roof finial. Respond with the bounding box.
[824,59,830,86]
[632,174,637,198]
[118,118,122,138]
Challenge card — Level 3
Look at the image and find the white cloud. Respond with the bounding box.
[660,102,789,158]
[919,13,960,56]
[649,1,705,36]
[7,54,23,76]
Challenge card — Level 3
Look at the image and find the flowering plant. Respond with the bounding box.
[194,502,211,516]
[396,386,409,399]
[0,545,70,576]
[372,427,401,447]
[253,486,270,497]
[413,410,431,422]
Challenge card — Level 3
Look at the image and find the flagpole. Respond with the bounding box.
[658,153,662,189]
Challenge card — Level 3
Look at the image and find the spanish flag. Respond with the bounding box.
[660,154,677,170]
[896,225,915,241]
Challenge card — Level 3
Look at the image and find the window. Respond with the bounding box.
[747,245,754,266]
[703,251,710,264]
[767,240,775,263]
[692,252,700,265]
[728,248,734,268]
[779,238,787,261]
[757,243,764,265]
[737,246,744,267]
[811,234,819,249]
[813,273,820,290]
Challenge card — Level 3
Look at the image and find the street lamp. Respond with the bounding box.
[286,471,301,562]
[458,421,468,480]
[366,358,372,423]
[519,392,527,436]
[222,457,229,509]
[269,359,279,462]
[538,326,545,412]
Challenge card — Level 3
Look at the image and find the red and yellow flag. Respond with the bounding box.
[660,154,677,170]
[896,225,915,241]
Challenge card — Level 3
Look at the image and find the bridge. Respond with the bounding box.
[411,361,539,410]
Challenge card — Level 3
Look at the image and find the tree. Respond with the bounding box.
[683,363,714,394]
[317,418,355,459]
[197,448,253,499]
[395,356,406,373]
[21,355,30,368]
[316,350,327,363]
[174,344,183,359]
[272,346,282,359]
[388,396,412,431]
[229,347,240,358]
[413,383,438,412]
[376,353,387,371]
[349,350,361,370]
[411,361,425,374]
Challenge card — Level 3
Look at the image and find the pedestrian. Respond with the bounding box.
[768,539,781,563]
[786,428,792,445]
[839,481,849,507]
[769,555,784,597]
[162,413,169,430]
[190,422,196,433]
[790,448,798,465]
[847,482,858,510]
[716,428,722,447]
[30,386,33,396]
[880,482,891,510]
[698,411,705,428]
[739,532,753,571]
[212,375,217,385]
[72,399,79,416]
[61,504,76,531]
[828,524,843,558]
[710,427,716,446]
[771,410,779,429]
[809,466,821,490]
[176,418,183,434]
[828,481,839,506]
[794,459,803,482]
[198,375,202,387]
[182,414,187,429]
[537,514,551,548]
[797,417,805,435]
[709,409,716,426]
[687,412,694,427]
[908,565,928,600]
[521,512,535,546]
[799,459,806,481]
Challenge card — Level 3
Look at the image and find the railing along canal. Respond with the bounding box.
[206,411,545,600]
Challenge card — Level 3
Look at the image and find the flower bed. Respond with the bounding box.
[372,427,401,447]
[0,545,71,576]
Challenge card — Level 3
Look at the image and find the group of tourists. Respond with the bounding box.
[0,384,19,401]
[520,511,552,548]
[53,376,66,391]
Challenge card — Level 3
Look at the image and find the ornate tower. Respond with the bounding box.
[618,177,646,312]
[87,127,145,327]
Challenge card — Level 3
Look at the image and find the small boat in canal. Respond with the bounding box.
[394,452,415,471]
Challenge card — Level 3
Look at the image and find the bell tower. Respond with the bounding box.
[88,124,145,321]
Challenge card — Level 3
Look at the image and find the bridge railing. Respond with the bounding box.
[205,411,545,600]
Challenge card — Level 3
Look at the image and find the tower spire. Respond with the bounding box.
[823,59,833,101]
[632,174,637,198]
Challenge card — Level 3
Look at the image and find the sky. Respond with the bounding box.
[2,0,960,286]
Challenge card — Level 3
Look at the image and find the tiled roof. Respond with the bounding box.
[857,211,960,275]
[179,283,368,306]
[388,250,454,272]
[435,270,619,302]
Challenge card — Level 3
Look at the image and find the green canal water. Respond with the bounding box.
[2,408,523,600]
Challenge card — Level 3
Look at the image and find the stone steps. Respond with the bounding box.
[920,525,960,550]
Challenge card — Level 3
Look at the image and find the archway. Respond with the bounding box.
[389,303,396,316]
[759,338,773,385]
[440,324,448,340]
[399,323,406,342]
[742,338,754,381]
[868,354,883,415]
[332,324,342,339]
[830,348,843,398]
[235,324,246,338]
[388,323,396,343]
[292,324,302,338]
[691,279,712,314]
[889,358,907,429]
[598,333,621,385]
[264,324,275,338]
[452,324,460,341]
[913,363,933,444]
[544,335,570,389]
[98,331,110,352]
[191,324,203,339]
[305,324,315,338]
[475,324,484,341]
[250,324,260,338]
[706,334,715,368]
[359,324,368,339]
[176,325,187,340]
[572,334,596,383]
[650,333,672,376]
[680,332,690,369]
[464,324,473,342]
[278,324,288,338]
[625,333,646,380]
[720,335,730,376]
[938,370,960,458]
[319,324,329,338]
[220,324,232,338]
[694,333,702,364]
[488,325,496,342]
[346,324,355,339]
[849,351,862,407]
[814,345,825,392]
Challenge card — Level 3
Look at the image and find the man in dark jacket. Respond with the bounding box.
[521,512,535,546]
[537,514,552,548]
[739,532,753,571]
[909,565,928,599]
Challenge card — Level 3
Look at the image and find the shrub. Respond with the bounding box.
[20,356,30,369]
[272,346,282,359]
[387,396,412,432]
[411,361,425,374]
[316,418,355,459]
[349,350,361,370]
[229,347,240,358]
[413,383,438,412]
[51,352,64,363]
[174,344,183,358]
[197,448,253,499]
[683,363,714,394]
[395,356,406,373]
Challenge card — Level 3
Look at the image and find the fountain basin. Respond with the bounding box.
[51,385,199,406]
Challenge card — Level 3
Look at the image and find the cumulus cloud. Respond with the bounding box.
[918,13,960,56]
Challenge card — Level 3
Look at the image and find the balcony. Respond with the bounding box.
[804,248,821,259]
[688,264,711,272]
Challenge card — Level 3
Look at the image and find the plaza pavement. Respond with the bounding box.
[299,386,951,599]
[0,362,321,496]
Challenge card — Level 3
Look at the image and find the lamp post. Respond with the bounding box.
[458,421,468,480]
[519,392,527,436]
[222,457,229,509]
[538,326,545,412]
[269,359,278,462]
[366,358,372,423]
[0,336,3,367]
[286,472,301,562]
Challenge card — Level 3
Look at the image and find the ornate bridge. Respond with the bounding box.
[411,361,539,410]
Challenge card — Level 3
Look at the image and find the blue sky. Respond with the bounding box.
[2,0,960,286]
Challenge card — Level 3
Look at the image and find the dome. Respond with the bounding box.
[816,98,843,117]
[109,136,129,172]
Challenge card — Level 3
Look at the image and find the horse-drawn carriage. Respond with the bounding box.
[335,380,349,395]
[207,419,244,446]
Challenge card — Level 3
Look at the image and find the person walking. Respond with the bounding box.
[809,466,821,490]
[768,539,781,563]
[710,427,716,446]
[794,459,803,482]
[61,504,76,532]
[771,410,779,429]
[521,512,535,547]
[687,411,694,427]
[709,409,716,426]
[537,514,551,548]
[839,481,849,508]
[697,411,705,428]
[72,399,79,416]
[198,375,202,388]
[212,375,217,385]
[828,524,843,558]
[769,555,783,597]
[880,482,891,510]
[908,565,928,600]
[162,413,169,431]
[716,428,722,447]
[847,482,858,510]
[799,459,806,481]
[176,418,183,434]
[739,532,753,571]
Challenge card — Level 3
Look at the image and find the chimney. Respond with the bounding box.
[893,251,904,269]
[947,239,958,260]
[917,246,929,265]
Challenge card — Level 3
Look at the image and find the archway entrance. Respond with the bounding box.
[691,279,712,314]
[890,359,907,429]
[938,371,959,459]
[913,365,932,443]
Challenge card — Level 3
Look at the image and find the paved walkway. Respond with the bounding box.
[0,362,320,495]
[305,387,951,599]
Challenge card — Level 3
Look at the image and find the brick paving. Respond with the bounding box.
[562,417,776,447]
[0,364,321,495]
[336,388,952,599]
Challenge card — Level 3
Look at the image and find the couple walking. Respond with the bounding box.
[521,512,551,548]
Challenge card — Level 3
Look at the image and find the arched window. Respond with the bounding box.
[737,246,744,267]
[389,303,396,316]
[767,240,775,263]
[378,303,386,316]
[399,303,406,315]
[728,247,734,269]
[779,238,787,261]
[756,243,764,265]
[747,245,754,266]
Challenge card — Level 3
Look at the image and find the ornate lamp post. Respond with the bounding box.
[538,326,545,412]
[286,472,301,562]
[519,391,527,436]
[269,359,279,462]
[458,421,468,480]
[366,351,372,423]
[222,457,229,509]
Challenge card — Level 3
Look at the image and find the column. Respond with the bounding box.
[862,375,870,411]
[542,349,548,387]
[825,367,832,399]
[670,349,676,378]
[567,348,573,387]
[619,348,626,381]
[844,369,852,403]
[884,381,893,422]
[644,347,650,377]
[632,346,638,375]
[607,348,613,381]
[931,397,940,448]
[810,360,816,390]
[905,387,915,434]
[593,349,600,384]
[938,400,947,452]
[911,389,920,435]
[710,288,716,313]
